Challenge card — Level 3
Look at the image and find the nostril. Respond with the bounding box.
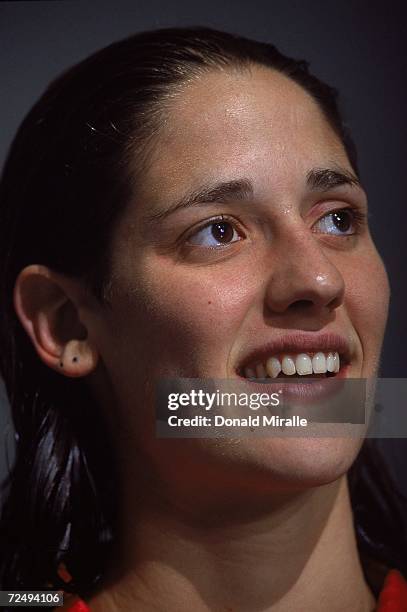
[289,299,315,311]
[327,294,343,311]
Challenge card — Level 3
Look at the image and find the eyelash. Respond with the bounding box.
[312,207,367,236]
[184,207,367,248]
[183,214,243,248]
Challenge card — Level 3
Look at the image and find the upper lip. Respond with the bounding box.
[236,331,352,373]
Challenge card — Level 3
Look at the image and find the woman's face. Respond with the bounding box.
[88,66,389,498]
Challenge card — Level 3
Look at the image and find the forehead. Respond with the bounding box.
[137,65,351,203]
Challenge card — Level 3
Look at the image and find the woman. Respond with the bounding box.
[0,27,406,611]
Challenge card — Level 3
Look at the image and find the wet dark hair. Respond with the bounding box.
[0,26,405,604]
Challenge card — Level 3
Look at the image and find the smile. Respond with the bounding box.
[243,351,341,379]
[237,332,352,380]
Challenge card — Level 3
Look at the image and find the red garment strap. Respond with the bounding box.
[63,597,90,611]
[377,570,407,611]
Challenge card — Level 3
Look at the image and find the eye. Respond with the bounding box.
[313,208,362,235]
[187,219,242,247]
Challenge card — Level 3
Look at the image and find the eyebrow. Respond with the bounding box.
[144,167,361,225]
[144,178,253,224]
[306,167,360,191]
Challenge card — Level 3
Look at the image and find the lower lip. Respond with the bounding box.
[238,364,351,406]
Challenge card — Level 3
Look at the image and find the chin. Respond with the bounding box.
[235,436,364,489]
[188,435,365,494]
[155,435,364,502]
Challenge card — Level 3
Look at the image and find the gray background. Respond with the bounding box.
[1,0,406,492]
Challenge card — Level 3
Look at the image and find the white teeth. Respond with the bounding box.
[244,351,341,379]
[282,355,296,375]
[295,353,313,376]
[266,356,282,379]
[256,363,267,379]
[326,353,335,372]
[333,352,340,373]
[312,352,327,374]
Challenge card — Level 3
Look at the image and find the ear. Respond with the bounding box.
[13,265,99,378]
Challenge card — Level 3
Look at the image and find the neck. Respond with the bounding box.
[90,475,375,611]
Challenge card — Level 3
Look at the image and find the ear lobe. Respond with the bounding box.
[59,339,99,377]
[14,264,99,377]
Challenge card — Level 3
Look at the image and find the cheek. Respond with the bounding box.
[108,258,259,378]
[343,244,389,370]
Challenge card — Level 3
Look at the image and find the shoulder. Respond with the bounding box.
[57,570,407,612]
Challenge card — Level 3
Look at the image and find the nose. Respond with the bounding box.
[265,231,345,315]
